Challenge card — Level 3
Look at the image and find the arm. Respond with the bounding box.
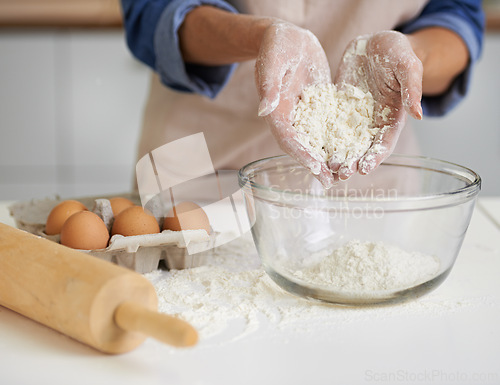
[121,0,178,69]
[333,0,485,179]
[178,6,337,186]
[179,7,336,186]
[121,0,241,97]
[399,0,485,116]
[178,6,272,65]
[408,27,469,96]
[122,0,336,187]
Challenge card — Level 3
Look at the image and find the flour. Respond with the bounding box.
[144,233,482,344]
[292,83,377,167]
[293,239,440,295]
[145,234,317,341]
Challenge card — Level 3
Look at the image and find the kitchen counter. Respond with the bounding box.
[0,199,499,385]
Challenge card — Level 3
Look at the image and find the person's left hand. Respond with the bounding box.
[333,31,423,180]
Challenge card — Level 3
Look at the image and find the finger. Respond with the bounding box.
[256,59,284,117]
[338,166,355,181]
[258,96,281,117]
[338,156,359,181]
[255,28,293,118]
[316,164,337,189]
[358,98,407,175]
[394,55,423,120]
[358,124,401,175]
[279,135,336,189]
[358,147,388,175]
[267,107,336,189]
[327,155,342,173]
[293,147,336,189]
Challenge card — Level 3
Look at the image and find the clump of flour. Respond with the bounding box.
[293,83,377,166]
[294,239,440,294]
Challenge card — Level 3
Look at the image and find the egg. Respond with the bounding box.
[111,206,160,236]
[109,197,135,216]
[45,200,88,235]
[60,211,110,250]
[162,201,210,234]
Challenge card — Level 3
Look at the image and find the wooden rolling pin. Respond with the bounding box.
[0,223,198,354]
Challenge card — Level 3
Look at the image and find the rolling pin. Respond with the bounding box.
[0,223,198,354]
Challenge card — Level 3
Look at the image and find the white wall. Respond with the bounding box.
[0,30,150,200]
[413,33,500,197]
[0,30,499,201]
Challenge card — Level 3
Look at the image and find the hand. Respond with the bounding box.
[333,31,423,180]
[255,21,336,188]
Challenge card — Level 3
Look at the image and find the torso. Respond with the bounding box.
[137,0,428,170]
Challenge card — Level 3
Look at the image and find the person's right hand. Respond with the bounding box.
[255,21,336,188]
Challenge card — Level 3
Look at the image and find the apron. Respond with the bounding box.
[137,0,429,171]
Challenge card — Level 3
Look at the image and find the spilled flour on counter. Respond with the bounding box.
[145,235,318,341]
[144,233,484,344]
[292,83,377,167]
[293,240,440,294]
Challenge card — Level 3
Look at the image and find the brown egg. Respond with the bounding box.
[163,201,210,234]
[60,211,110,250]
[111,206,160,236]
[45,200,88,235]
[109,197,135,216]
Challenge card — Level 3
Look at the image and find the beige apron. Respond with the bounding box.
[137,0,429,171]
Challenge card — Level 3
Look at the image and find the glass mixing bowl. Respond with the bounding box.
[238,154,481,305]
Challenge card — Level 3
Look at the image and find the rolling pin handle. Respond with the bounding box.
[114,301,198,348]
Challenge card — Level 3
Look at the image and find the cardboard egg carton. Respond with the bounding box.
[8,193,216,273]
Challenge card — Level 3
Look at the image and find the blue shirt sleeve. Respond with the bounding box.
[398,0,485,117]
[121,0,238,98]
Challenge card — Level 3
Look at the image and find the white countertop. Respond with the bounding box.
[1,199,499,385]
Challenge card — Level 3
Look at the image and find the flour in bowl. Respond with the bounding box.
[293,83,377,167]
[293,239,440,294]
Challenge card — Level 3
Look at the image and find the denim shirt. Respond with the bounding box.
[120,0,485,117]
